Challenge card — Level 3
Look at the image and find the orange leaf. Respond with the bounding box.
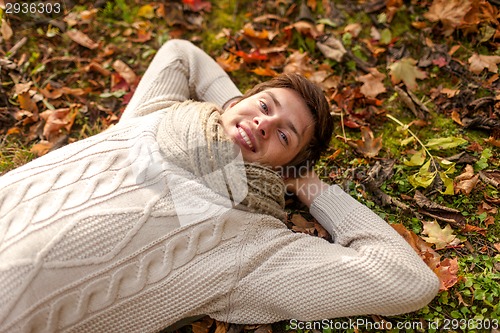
[30,141,53,157]
[346,126,383,158]
[462,224,487,236]
[433,257,459,291]
[216,53,241,72]
[251,67,278,77]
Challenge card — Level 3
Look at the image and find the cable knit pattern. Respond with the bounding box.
[0,39,439,332]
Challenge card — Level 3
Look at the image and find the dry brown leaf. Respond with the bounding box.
[424,0,472,36]
[462,224,487,236]
[477,201,498,215]
[346,126,383,158]
[344,23,362,37]
[1,18,13,40]
[414,191,466,227]
[455,174,479,195]
[112,60,137,86]
[455,164,475,181]
[468,53,500,74]
[421,220,461,250]
[30,141,53,157]
[66,29,99,49]
[191,316,214,333]
[316,36,346,62]
[494,243,500,253]
[39,107,78,140]
[434,257,459,291]
[283,51,314,76]
[357,68,387,98]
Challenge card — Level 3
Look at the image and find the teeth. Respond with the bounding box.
[238,127,254,150]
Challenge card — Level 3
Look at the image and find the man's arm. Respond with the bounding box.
[121,39,242,120]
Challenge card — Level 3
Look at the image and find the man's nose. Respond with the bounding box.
[254,116,274,139]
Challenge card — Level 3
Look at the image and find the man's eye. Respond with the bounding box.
[279,131,288,145]
[259,101,269,114]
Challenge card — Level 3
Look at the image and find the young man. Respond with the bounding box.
[0,39,439,333]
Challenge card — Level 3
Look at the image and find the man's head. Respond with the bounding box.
[221,73,333,172]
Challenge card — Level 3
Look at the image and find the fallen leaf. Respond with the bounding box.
[414,191,466,227]
[317,35,346,62]
[191,316,214,333]
[434,257,459,291]
[421,220,461,250]
[251,67,278,77]
[216,53,241,72]
[388,58,427,91]
[455,169,479,195]
[66,29,99,49]
[30,140,53,157]
[462,224,487,236]
[137,4,155,19]
[344,23,362,37]
[357,68,387,99]
[425,136,468,150]
[494,243,500,253]
[346,126,383,158]
[283,51,314,76]
[477,201,498,215]
[468,53,500,74]
[408,159,437,189]
[455,164,475,181]
[1,18,13,41]
[404,149,427,167]
[112,60,137,86]
[39,107,79,140]
[289,214,315,234]
[424,0,472,36]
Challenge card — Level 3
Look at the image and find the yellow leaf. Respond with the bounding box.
[137,4,155,19]
[421,220,461,250]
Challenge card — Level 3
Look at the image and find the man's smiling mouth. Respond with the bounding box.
[237,126,255,151]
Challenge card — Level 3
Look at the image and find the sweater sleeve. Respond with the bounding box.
[223,185,439,324]
[121,39,242,120]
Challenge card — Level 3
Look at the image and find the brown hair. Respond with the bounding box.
[241,73,333,171]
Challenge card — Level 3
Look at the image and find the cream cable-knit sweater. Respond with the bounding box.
[0,40,439,332]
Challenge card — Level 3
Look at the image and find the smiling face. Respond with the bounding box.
[220,88,315,168]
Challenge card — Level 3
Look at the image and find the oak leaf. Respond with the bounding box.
[468,53,500,74]
[346,126,383,158]
[357,68,387,99]
[424,0,472,36]
[421,220,461,250]
[388,58,427,91]
[454,164,479,195]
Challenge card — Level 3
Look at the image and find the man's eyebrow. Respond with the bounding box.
[264,91,301,145]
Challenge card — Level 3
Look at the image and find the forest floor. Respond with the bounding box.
[1,0,499,332]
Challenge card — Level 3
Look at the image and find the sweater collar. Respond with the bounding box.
[157,100,286,221]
